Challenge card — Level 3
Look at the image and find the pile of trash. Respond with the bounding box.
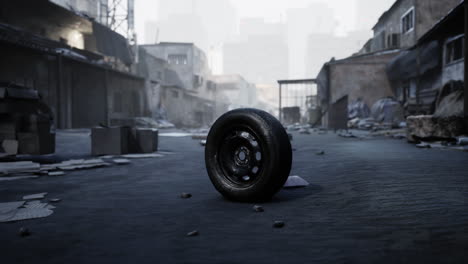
[348,97,405,131]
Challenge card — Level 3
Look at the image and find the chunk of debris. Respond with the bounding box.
[316,150,325,155]
[23,193,48,200]
[192,134,207,140]
[159,132,192,137]
[200,140,207,146]
[18,227,31,237]
[41,159,109,171]
[273,221,285,228]
[299,128,311,135]
[49,198,61,203]
[121,153,163,159]
[48,171,65,176]
[416,143,431,149]
[288,133,293,141]
[0,161,41,175]
[186,230,199,237]
[180,193,192,199]
[253,205,264,212]
[113,159,131,165]
[457,137,468,146]
[283,176,309,188]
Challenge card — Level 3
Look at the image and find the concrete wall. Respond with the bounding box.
[328,52,400,109]
[372,0,462,51]
[0,42,146,129]
[50,0,108,24]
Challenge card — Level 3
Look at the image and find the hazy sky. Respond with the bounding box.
[135,0,396,43]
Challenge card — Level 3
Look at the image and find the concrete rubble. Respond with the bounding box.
[406,115,466,142]
[0,193,57,223]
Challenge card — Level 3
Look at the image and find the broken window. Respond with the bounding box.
[168,54,188,65]
[387,33,400,49]
[401,8,414,34]
[445,35,464,65]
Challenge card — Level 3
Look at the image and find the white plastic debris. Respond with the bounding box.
[121,153,164,159]
[200,140,207,146]
[23,193,48,200]
[0,161,41,175]
[159,132,192,137]
[283,176,309,188]
[113,159,131,165]
[48,171,65,176]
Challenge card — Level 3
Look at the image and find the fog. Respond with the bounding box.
[135,0,395,79]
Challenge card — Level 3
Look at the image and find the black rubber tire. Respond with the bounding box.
[205,108,292,202]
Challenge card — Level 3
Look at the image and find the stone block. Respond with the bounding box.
[406,115,466,141]
[91,127,130,155]
[128,128,158,153]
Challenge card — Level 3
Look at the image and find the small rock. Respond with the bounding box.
[180,193,192,199]
[186,230,199,237]
[49,198,61,203]
[273,221,285,228]
[316,150,325,155]
[253,205,264,212]
[416,143,431,149]
[19,227,31,237]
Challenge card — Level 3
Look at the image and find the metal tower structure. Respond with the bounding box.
[107,0,136,44]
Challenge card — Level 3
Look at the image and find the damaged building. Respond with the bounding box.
[316,0,464,130]
[139,42,228,127]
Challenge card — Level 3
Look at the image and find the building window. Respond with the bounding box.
[387,33,400,49]
[168,54,188,65]
[445,35,464,65]
[401,8,415,34]
[157,71,162,80]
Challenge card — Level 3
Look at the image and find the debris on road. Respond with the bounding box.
[159,132,192,137]
[273,221,285,228]
[0,199,55,223]
[49,198,61,203]
[416,143,431,149]
[457,137,468,146]
[0,175,39,182]
[48,171,65,176]
[0,161,41,176]
[186,230,199,237]
[192,134,208,140]
[121,153,164,159]
[283,176,309,188]
[23,192,48,200]
[41,159,110,172]
[200,140,207,146]
[113,159,131,165]
[18,227,31,237]
[253,205,264,212]
[299,128,311,134]
[180,193,192,199]
[316,150,325,155]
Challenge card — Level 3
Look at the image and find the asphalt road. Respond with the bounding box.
[1,129,467,264]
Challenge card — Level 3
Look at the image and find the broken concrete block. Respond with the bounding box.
[273,221,285,228]
[48,171,65,176]
[128,128,158,153]
[113,159,131,165]
[18,227,31,237]
[186,230,199,237]
[457,137,468,146]
[23,193,48,200]
[17,132,55,155]
[91,127,130,155]
[2,139,18,155]
[180,193,192,199]
[200,140,207,146]
[406,115,466,141]
[253,205,264,212]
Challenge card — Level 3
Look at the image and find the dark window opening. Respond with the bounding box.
[168,54,188,65]
[445,35,464,65]
[401,8,414,34]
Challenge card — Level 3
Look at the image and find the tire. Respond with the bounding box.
[205,108,292,202]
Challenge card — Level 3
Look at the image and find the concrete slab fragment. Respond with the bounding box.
[23,193,48,200]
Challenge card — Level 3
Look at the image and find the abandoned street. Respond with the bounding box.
[0,130,467,264]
